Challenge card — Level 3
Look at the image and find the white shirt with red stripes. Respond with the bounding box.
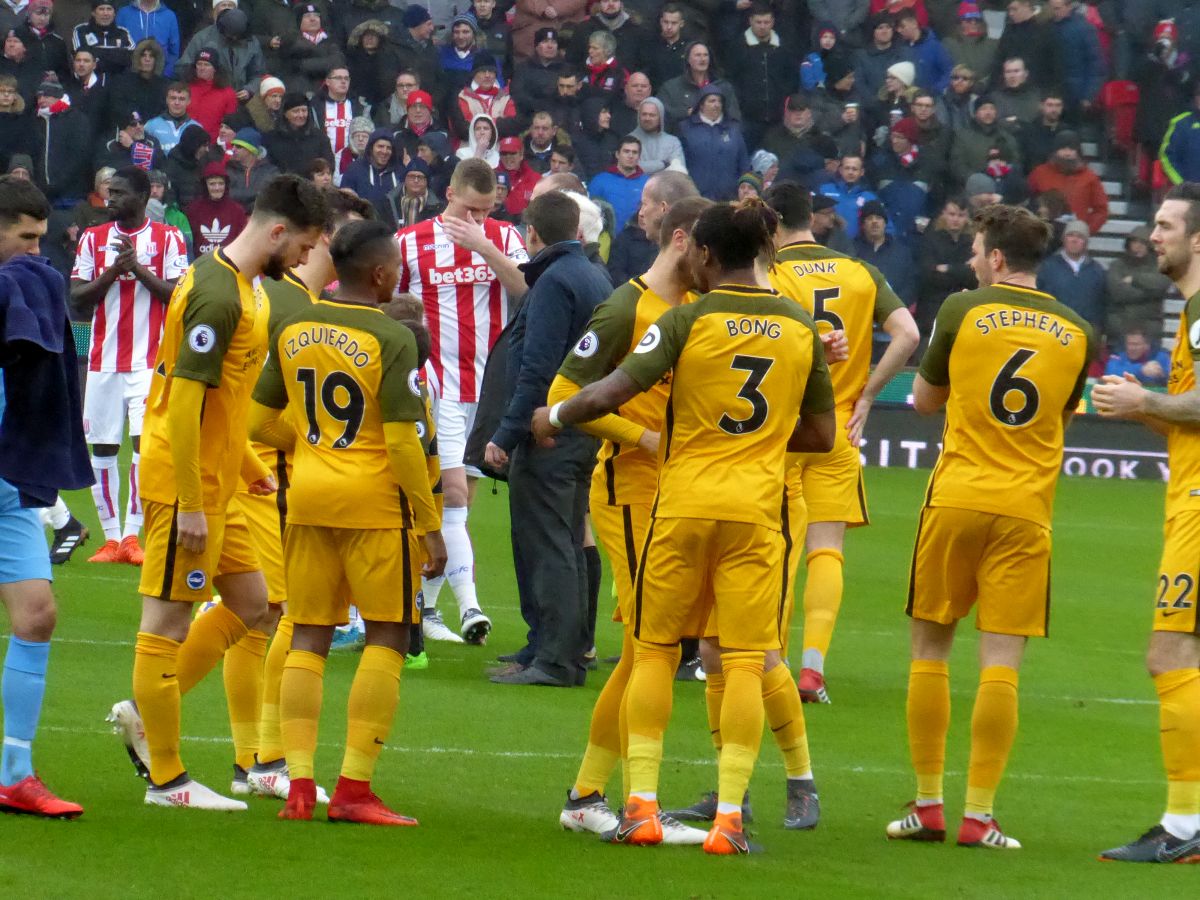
[396,216,528,403]
[72,219,189,373]
[323,98,353,169]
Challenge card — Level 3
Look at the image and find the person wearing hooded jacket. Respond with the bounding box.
[677,84,749,200]
[854,13,914,100]
[115,0,180,75]
[1105,224,1172,346]
[264,91,335,175]
[178,5,266,99]
[184,158,247,254]
[571,95,620,179]
[16,3,70,83]
[162,121,214,206]
[657,40,740,129]
[629,96,685,174]
[457,112,501,167]
[346,18,401,107]
[104,37,169,132]
[224,126,280,210]
[339,127,401,223]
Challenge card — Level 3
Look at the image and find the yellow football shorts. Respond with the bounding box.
[231,490,287,605]
[1153,510,1200,635]
[589,492,651,625]
[138,500,260,603]
[702,473,806,653]
[635,516,785,651]
[907,505,1051,637]
[799,439,868,526]
[284,524,416,627]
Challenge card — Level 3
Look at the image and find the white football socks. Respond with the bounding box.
[90,454,121,541]
[442,506,481,618]
[123,452,142,540]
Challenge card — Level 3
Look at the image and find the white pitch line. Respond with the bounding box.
[44,725,1163,787]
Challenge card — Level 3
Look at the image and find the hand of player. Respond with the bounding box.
[175,509,208,554]
[484,441,509,470]
[637,429,660,455]
[113,236,137,273]
[441,214,488,253]
[821,329,849,364]
[422,529,448,577]
[246,474,278,496]
[1092,376,1147,418]
[530,406,559,446]
[846,395,871,447]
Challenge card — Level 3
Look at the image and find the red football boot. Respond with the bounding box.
[0,776,83,819]
[327,777,418,826]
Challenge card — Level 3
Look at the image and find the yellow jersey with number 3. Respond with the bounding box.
[919,284,1095,527]
[768,242,903,441]
[619,284,834,530]
[253,300,425,530]
[1165,292,1200,520]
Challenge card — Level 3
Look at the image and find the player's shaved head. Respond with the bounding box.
[658,195,712,248]
[450,157,497,195]
[330,219,399,289]
[644,170,698,206]
[973,203,1051,274]
[532,171,587,199]
[762,181,812,231]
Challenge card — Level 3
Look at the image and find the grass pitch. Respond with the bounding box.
[0,467,1196,898]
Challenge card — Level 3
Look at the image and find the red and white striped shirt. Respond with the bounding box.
[396,216,528,403]
[72,220,188,373]
[322,98,353,166]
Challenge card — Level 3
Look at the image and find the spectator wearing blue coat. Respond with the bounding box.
[677,85,750,201]
[896,10,953,94]
[116,0,180,76]
[817,152,879,239]
[1049,0,1105,118]
[587,135,648,235]
[1104,329,1171,387]
[1037,218,1107,337]
[339,128,402,226]
[439,15,505,98]
[854,199,915,307]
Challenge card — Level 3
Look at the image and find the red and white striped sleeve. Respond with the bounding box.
[71,226,97,282]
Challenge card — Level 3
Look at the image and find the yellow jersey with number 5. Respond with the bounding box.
[619,284,834,531]
[918,284,1095,527]
[768,242,903,435]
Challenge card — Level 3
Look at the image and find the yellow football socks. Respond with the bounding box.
[625,640,680,800]
[801,549,845,666]
[965,665,1019,816]
[572,628,634,798]
[1155,669,1200,816]
[705,670,726,754]
[257,615,293,765]
[176,602,249,696]
[907,659,950,802]
[717,651,765,811]
[342,645,405,782]
[280,650,325,781]
[762,663,811,778]
[133,632,185,785]
[223,628,268,771]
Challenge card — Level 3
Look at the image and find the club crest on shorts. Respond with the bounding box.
[188,324,217,353]
[574,330,599,358]
[186,569,207,590]
[408,369,422,397]
[1190,317,1200,351]
[634,324,661,354]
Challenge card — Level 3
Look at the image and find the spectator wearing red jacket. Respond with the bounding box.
[496,135,539,216]
[1026,129,1108,235]
[184,48,237,140]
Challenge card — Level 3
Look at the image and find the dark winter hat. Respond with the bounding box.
[811,193,836,213]
[534,27,558,45]
[231,127,264,155]
[295,3,322,23]
[195,47,219,66]
[282,91,309,113]
[36,81,65,98]
[216,7,248,38]
[824,54,854,86]
[859,199,888,221]
[406,158,431,178]
[471,52,498,74]
[403,4,431,28]
[1052,129,1082,152]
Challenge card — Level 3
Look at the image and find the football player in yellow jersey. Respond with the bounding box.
[888,205,1094,851]
[763,183,919,704]
[106,176,329,811]
[249,219,447,825]
[544,200,836,855]
[1093,185,1200,863]
[223,189,375,803]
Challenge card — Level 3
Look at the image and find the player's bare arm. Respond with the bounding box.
[847,307,920,446]
[440,214,529,299]
[787,406,837,453]
[912,374,950,415]
[553,368,644,427]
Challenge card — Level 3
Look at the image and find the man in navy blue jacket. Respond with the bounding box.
[485,191,612,687]
[1049,0,1105,120]
[1037,217,1108,337]
[0,176,92,819]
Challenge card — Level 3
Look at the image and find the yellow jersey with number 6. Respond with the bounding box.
[919,284,1095,527]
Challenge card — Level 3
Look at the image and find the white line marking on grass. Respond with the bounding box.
[45,727,1163,787]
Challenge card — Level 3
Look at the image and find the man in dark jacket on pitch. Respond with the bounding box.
[484,191,612,688]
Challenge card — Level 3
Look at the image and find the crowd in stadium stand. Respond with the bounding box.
[1,0,1195,356]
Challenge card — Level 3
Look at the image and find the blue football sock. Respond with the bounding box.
[2,637,50,786]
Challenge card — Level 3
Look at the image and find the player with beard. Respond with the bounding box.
[107,175,329,811]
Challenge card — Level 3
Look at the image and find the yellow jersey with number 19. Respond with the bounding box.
[619,284,834,531]
[1165,292,1200,521]
[252,300,426,530]
[138,248,268,513]
[919,284,1095,527]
